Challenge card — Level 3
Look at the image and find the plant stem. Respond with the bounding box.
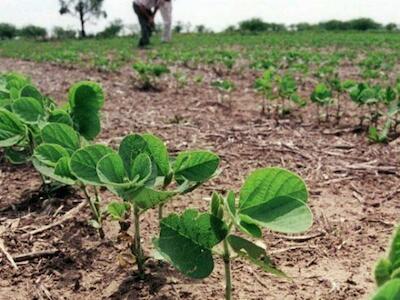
[158,203,164,220]
[223,239,232,300]
[82,186,104,239]
[133,204,145,279]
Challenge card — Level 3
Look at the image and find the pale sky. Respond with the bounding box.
[0,0,399,33]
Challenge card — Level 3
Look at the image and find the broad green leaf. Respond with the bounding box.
[173,151,220,182]
[389,226,400,270]
[372,279,400,300]
[239,168,312,233]
[129,187,176,210]
[375,258,393,287]
[119,134,148,176]
[131,153,152,182]
[34,143,70,167]
[20,85,42,102]
[48,109,73,126]
[107,201,130,221]
[41,123,80,153]
[32,158,75,185]
[69,82,104,140]
[71,111,101,141]
[96,152,126,185]
[0,108,27,147]
[227,235,286,277]
[5,147,30,164]
[68,81,104,111]
[142,134,170,176]
[157,209,228,279]
[70,144,114,185]
[12,97,44,124]
[54,157,76,184]
[239,220,262,238]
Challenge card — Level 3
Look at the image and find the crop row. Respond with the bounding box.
[0,73,398,299]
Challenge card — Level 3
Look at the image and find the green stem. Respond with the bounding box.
[133,204,145,279]
[223,239,232,300]
[82,186,104,239]
[158,203,164,220]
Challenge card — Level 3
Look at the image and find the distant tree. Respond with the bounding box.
[53,26,77,39]
[0,23,17,40]
[296,23,316,31]
[97,19,124,38]
[385,23,398,31]
[19,25,47,40]
[59,0,107,38]
[348,18,381,31]
[239,18,268,32]
[195,25,206,33]
[173,21,184,34]
[224,25,237,33]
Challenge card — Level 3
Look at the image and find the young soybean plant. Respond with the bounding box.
[132,61,170,91]
[372,225,400,300]
[155,167,313,300]
[72,133,220,278]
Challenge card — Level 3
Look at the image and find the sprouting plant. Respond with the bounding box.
[155,167,313,300]
[211,79,235,109]
[79,133,220,278]
[255,68,277,116]
[310,83,333,123]
[132,61,170,91]
[173,71,188,90]
[277,74,306,115]
[327,76,356,125]
[371,225,400,299]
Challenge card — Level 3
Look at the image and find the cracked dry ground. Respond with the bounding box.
[0,57,399,300]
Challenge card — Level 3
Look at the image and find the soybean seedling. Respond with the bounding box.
[155,167,313,300]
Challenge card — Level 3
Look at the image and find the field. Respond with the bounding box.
[0,32,400,300]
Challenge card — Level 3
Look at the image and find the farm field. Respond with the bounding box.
[0,32,400,300]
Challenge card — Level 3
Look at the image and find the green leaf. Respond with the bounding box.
[238,220,262,238]
[129,187,176,210]
[107,201,130,221]
[389,226,400,270]
[12,97,44,124]
[68,81,104,112]
[32,158,75,185]
[119,134,148,176]
[96,152,126,185]
[71,111,101,141]
[54,157,76,184]
[69,82,104,140]
[131,153,152,182]
[239,168,312,233]
[19,85,42,102]
[34,143,70,167]
[70,144,114,185]
[173,151,220,182]
[157,209,228,279]
[375,258,393,287]
[48,109,73,126]
[142,134,170,176]
[41,123,80,153]
[4,147,30,164]
[372,279,400,300]
[0,108,27,147]
[227,235,287,277]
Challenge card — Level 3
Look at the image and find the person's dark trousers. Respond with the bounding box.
[133,3,152,47]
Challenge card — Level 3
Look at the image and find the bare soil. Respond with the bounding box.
[0,57,399,300]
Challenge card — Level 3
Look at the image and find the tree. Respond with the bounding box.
[97,19,124,38]
[0,23,17,40]
[53,26,77,39]
[59,0,107,38]
[19,25,47,40]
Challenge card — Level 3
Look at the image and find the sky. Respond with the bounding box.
[0,0,399,33]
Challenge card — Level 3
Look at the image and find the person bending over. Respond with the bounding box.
[133,0,158,48]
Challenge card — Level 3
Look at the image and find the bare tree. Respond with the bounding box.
[59,0,107,38]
